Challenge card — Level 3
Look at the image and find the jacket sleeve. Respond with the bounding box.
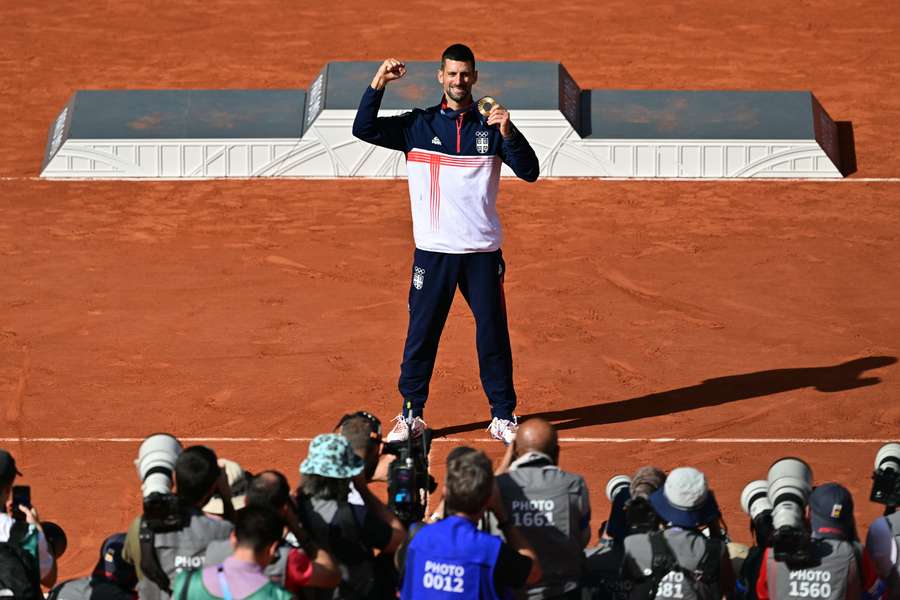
[499,125,540,182]
[351,86,413,152]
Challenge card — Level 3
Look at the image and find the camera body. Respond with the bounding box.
[382,428,435,525]
[870,443,900,507]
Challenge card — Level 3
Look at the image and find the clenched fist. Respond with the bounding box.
[371,58,407,90]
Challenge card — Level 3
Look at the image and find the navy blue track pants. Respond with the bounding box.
[398,248,517,420]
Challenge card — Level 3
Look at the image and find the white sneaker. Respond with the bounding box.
[488,416,518,445]
[385,414,428,443]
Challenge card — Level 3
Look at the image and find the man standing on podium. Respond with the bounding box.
[352,44,540,444]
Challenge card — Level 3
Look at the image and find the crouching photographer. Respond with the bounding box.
[122,435,235,600]
[735,480,775,600]
[584,467,667,600]
[755,458,877,600]
[622,467,734,600]
[864,442,900,599]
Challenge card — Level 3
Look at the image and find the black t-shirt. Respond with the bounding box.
[360,509,393,552]
[494,541,533,591]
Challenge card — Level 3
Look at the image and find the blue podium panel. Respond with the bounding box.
[587,90,816,140]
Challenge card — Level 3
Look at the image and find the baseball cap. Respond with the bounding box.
[809,482,856,540]
[649,466,721,528]
[300,434,364,479]
[0,450,22,484]
[91,532,138,590]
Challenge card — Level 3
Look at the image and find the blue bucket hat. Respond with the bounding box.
[649,467,721,529]
[300,434,364,479]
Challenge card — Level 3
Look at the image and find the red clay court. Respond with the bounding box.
[2,0,900,580]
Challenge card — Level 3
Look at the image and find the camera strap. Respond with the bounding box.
[138,517,172,595]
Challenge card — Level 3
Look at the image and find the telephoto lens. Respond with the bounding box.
[767,457,814,565]
[135,433,182,498]
[871,442,900,506]
[741,480,774,547]
[606,475,631,502]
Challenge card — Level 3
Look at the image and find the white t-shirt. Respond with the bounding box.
[0,513,55,578]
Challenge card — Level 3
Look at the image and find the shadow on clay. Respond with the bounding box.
[432,355,896,437]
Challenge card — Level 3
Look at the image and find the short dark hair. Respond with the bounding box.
[234,506,284,553]
[444,447,493,515]
[441,44,476,69]
[340,416,379,453]
[175,446,220,506]
[300,473,349,502]
[247,471,291,511]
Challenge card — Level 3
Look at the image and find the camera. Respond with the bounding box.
[135,433,185,531]
[606,475,631,502]
[382,424,436,525]
[740,479,774,547]
[767,457,814,566]
[870,442,900,508]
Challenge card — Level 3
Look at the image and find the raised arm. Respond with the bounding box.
[352,58,415,152]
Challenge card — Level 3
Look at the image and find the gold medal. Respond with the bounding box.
[477,96,501,118]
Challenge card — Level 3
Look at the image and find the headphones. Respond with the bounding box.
[335,411,383,444]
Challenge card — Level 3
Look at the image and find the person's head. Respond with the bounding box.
[299,434,364,502]
[514,418,559,464]
[444,446,494,517]
[247,470,292,515]
[649,466,721,530]
[438,43,478,106]
[231,507,285,567]
[174,446,221,508]
[91,532,138,591]
[809,482,856,541]
[0,450,21,503]
[339,413,382,480]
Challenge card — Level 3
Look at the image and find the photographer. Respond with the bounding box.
[863,442,900,599]
[205,470,341,592]
[492,418,590,599]
[172,506,292,599]
[296,433,405,599]
[584,467,666,600]
[122,445,235,600]
[48,532,137,600]
[399,446,542,599]
[622,467,734,600]
[0,449,57,597]
[756,483,878,600]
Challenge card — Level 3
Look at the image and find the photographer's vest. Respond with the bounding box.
[401,516,504,600]
[765,539,861,600]
[497,454,587,599]
[583,541,633,600]
[623,529,724,600]
[173,566,293,600]
[48,577,135,600]
[298,496,375,600]
[880,512,900,600]
[137,512,233,600]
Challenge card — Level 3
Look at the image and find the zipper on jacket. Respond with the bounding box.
[456,115,463,153]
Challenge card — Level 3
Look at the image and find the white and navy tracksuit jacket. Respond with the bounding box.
[352,85,539,420]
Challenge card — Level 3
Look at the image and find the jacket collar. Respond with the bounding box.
[439,95,477,120]
[509,451,556,470]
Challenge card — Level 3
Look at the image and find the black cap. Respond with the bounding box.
[809,482,855,540]
[0,450,22,484]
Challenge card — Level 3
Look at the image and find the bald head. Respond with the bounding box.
[515,418,559,462]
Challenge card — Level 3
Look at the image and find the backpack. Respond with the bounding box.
[0,520,42,600]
